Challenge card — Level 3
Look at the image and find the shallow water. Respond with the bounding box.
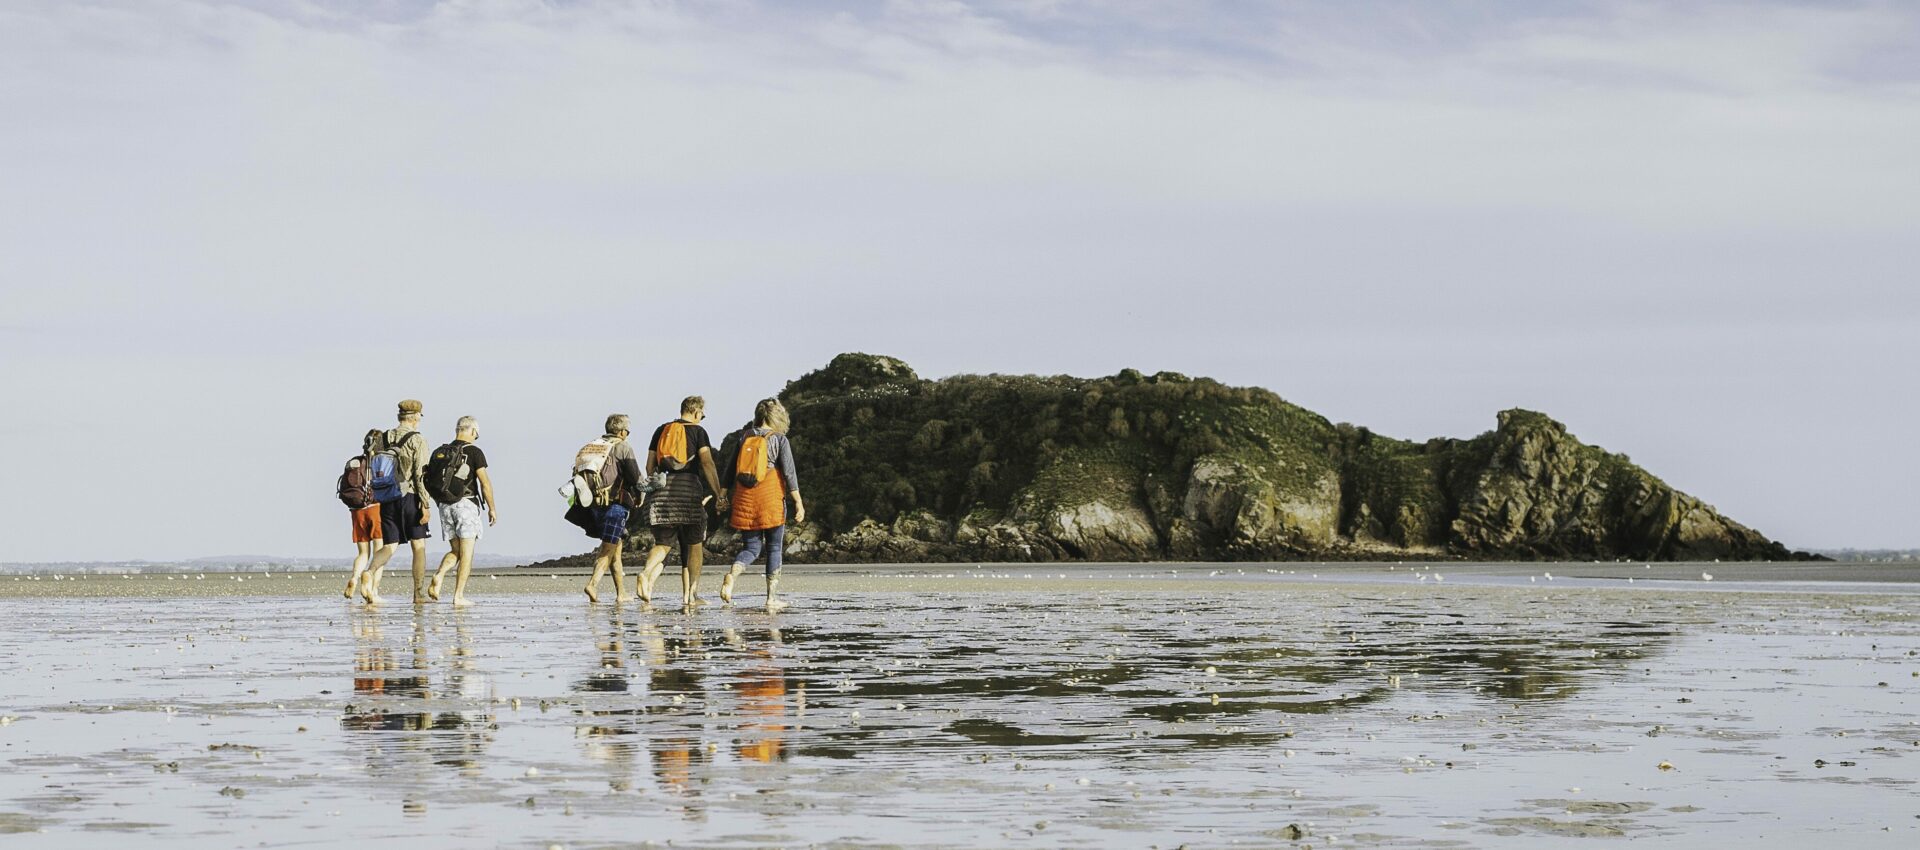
[2,578,1917,847]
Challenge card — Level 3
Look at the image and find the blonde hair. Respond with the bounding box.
[754,398,790,435]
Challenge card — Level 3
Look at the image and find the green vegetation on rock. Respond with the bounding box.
[767,353,1801,563]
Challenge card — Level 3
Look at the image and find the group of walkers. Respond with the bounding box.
[335,396,801,612]
[336,400,496,607]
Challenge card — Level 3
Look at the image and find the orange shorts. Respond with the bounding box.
[351,504,382,543]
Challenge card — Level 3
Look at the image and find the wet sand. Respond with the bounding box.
[3,559,1914,599]
[2,564,1916,847]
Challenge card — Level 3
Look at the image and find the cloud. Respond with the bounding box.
[1,0,1916,558]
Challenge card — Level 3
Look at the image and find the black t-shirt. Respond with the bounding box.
[448,440,488,503]
[648,420,712,474]
[450,440,488,473]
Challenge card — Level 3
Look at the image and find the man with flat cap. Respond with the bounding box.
[364,399,434,604]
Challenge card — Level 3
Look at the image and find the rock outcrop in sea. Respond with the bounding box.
[754,353,1805,563]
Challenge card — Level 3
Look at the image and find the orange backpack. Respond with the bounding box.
[734,432,774,488]
[656,421,690,471]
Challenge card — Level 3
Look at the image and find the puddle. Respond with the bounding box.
[1,580,1917,847]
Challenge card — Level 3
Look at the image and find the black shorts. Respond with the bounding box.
[650,521,706,555]
[379,494,431,543]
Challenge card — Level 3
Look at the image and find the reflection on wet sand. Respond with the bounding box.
[734,627,789,764]
[341,609,494,776]
[337,598,1676,771]
[11,582,1907,847]
[563,611,797,816]
[572,608,641,777]
[643,617,710,818]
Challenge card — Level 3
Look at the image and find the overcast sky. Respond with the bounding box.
[3,0,1915,562]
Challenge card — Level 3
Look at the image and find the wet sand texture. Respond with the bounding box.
[1,570,1916,847]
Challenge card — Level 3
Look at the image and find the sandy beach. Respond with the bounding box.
[2,563,1916,847]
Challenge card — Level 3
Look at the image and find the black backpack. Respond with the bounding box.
[423,442,475,504]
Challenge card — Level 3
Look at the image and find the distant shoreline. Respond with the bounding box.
[1,560,1914,600]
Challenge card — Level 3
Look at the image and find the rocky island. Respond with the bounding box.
[752,354,1805,564]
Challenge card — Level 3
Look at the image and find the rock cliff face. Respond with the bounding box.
[764,354,1802,564]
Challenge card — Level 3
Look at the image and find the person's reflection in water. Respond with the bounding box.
[735,626,789,764]
[574,607,640,781]
[341,609,494,781]
[350,609,394,698]
[431,609,493,776]
[647,621,707,820]
[650,734,707,820]
[345,609,428,727]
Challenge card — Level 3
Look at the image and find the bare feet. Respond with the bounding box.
[637,571,653,603]
[719,565,744,604]
[583,583,600,604]
[451,596,474,608]
[765,597,788,613]
[428,572,445,601]
[359,574,382,605]
[343,578,357,599]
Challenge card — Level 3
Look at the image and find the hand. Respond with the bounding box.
[793,505,806,524]
[488,508,498,526]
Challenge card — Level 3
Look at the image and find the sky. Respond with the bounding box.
[2,0,1916,562]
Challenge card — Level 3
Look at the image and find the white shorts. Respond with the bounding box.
[439,499,486,542]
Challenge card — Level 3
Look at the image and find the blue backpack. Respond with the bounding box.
[368,431,409,502]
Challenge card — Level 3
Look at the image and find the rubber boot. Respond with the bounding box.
[765,574,787,612]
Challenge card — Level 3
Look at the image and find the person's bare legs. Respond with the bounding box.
[347,541,373,598]
[611,542,631,603]
[720,530,760,604]
[429,549,457,600]
[449,537,475,607]
[584,541,616,603]
[681,543,705,608]
[719,560,746,603]
[364,543,395,605]
[639,544,671,603]
[409,538,429,604]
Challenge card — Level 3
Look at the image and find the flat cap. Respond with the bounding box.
[397,399,424,416]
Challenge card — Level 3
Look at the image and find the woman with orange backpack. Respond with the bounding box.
[719,398,805,611]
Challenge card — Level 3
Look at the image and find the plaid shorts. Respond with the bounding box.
[597,504,631,545]
[439,499,486,542]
